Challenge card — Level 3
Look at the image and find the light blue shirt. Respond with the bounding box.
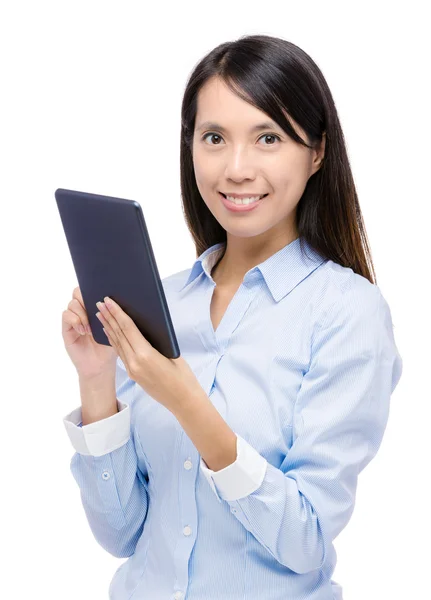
[63,236,403,600]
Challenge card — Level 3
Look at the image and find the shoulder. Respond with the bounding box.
[161,267,191,292]
[313,260,382,331]
[308,261,402,391]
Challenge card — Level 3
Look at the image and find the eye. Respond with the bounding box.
[202,133,224,145]
[257,134,281,146]
[201,132,281,146]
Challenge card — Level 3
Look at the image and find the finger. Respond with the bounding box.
[102,326,115,349]
[62,309,87,336]
[102,298,148,354]
[102,327,123,361]
[72,286,85,309]
[97,311,122,354]
[100,319,127,367]
[97,300,136,357]
[105,329,128,376]
[72,286,91,331]
[67,297,91,334]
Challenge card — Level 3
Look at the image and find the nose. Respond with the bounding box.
[224,147,258,181]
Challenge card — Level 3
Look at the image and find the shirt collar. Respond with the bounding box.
[178,236,327,303]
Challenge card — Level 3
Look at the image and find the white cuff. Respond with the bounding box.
[200,435,268,502]
[63,399,130,457]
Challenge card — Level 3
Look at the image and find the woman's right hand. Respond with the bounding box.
[62,286,118,380]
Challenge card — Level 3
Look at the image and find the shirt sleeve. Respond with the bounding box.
[63,398,130,455]
[62,358,150,558]
[200,436,267,500]
[200,283,403,574]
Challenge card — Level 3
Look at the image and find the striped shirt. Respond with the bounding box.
[63,236,403,599]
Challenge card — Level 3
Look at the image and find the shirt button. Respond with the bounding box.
[183,525,192,536]
[231,507,237,513]
[174,592,183,600]
[183,459,193,470]
[102,471,111,480]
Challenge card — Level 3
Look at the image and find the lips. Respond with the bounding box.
[219,192,268,213]
[220,193,269,199]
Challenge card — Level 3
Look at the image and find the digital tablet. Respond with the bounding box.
[55,188,180,359]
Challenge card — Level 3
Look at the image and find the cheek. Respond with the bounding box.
[274,156,309,191]
[192,152,207,182]
[193,160,217,194]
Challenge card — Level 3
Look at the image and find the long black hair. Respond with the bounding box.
[180,34,376,284]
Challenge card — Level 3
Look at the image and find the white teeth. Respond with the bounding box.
[225,194,264,205]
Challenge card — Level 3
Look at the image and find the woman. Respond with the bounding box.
[62,34,403,600]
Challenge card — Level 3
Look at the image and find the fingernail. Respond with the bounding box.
[79,325,86,335]
[85,325,91,334]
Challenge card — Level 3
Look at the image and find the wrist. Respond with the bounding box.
[78,371,115,389]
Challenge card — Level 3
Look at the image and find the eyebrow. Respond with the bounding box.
[196,120,281,133]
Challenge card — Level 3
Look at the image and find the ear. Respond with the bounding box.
[311,131,326,175]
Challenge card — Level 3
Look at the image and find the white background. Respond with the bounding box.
[1,1,428,599]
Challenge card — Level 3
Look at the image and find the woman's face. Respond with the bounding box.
[192,76,325,241]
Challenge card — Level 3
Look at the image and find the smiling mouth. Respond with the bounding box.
[220,192,268,198]
[220,192,269,200]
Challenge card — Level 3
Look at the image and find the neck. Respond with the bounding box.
[212,229,299,287]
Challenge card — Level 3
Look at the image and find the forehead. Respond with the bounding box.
[196,78,274,124]
[195,76,301,137]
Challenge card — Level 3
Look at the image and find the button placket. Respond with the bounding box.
[216,281,259,354]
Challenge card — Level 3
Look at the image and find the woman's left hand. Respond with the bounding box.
[95,296,202,414]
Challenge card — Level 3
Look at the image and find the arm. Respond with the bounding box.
[63,358,150,558]
[194,284,403,574]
